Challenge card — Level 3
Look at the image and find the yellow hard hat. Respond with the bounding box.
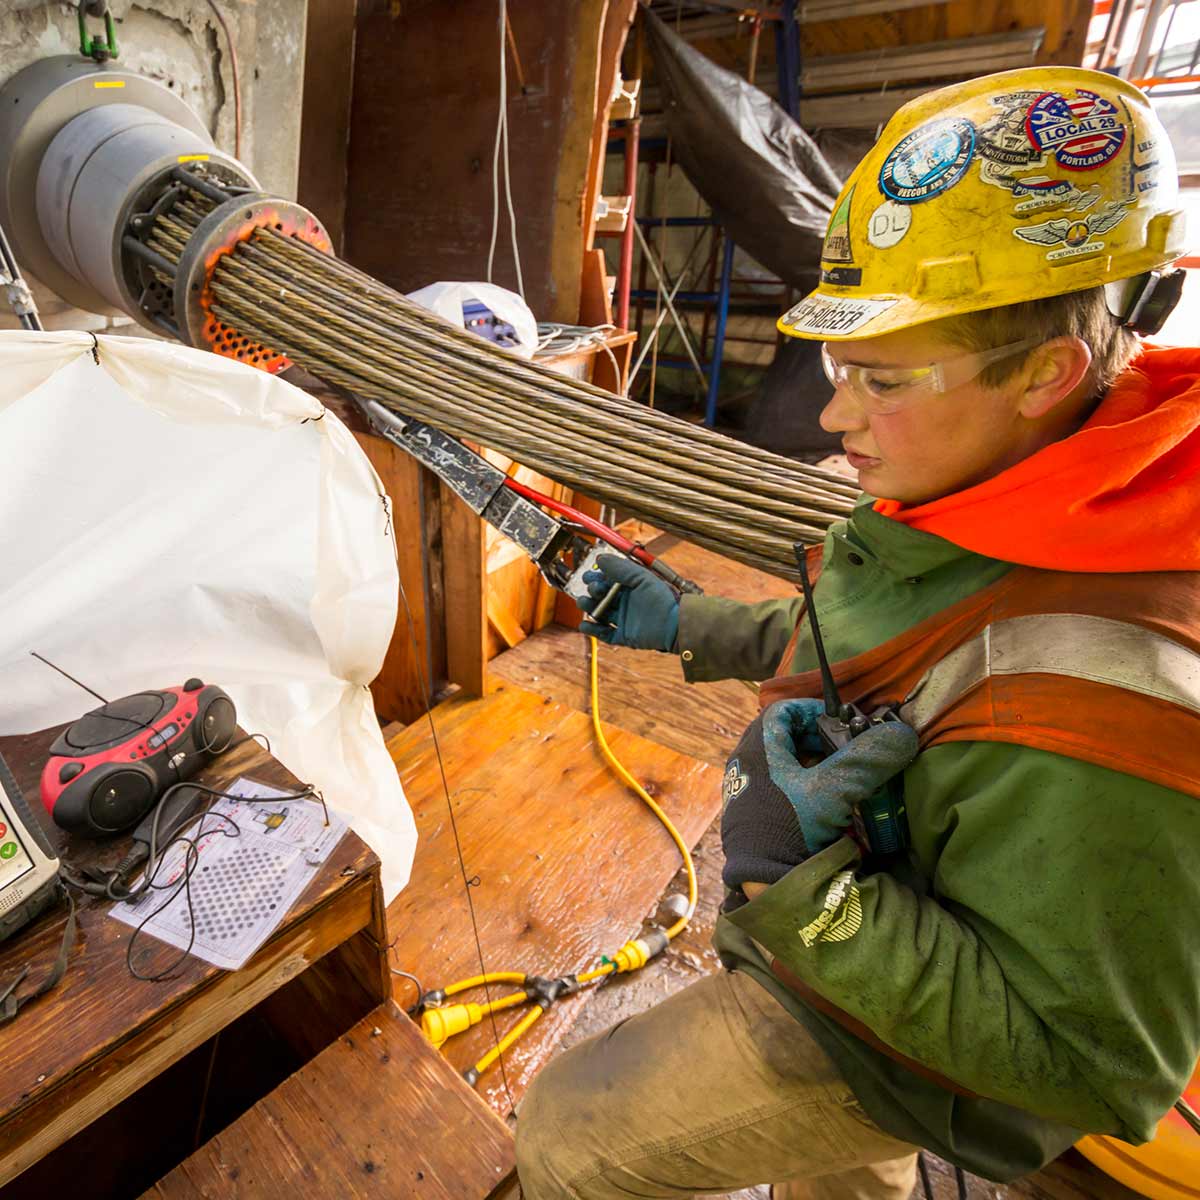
[779,67,1187,341]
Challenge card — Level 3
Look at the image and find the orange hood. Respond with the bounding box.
[874,345,1200,572]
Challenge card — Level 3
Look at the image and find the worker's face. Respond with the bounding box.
[817,322,1082,507]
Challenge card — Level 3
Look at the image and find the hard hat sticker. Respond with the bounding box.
[978,154,1103,216]
[822,187,854,263]
[1025,90,1127,171]
[867,201,912,248]
[1010,177,1101,214]
[879,118,976,204]
[978,91,1046,167]
[1013,198,1132,261]
[781,295,897,336]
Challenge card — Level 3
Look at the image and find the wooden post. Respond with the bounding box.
[439,482,489,698]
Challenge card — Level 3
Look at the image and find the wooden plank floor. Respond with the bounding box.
[144,1002,514,1200]
[384,682,720,1116]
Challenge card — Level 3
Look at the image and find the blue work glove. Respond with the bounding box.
[720,698,918,894]
[576,554,680,652]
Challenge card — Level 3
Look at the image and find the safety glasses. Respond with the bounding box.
[820,336,1044,413]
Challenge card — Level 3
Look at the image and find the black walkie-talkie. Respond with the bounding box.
[794,546,910,856]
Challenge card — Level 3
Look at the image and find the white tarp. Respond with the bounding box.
[0,330,415,900]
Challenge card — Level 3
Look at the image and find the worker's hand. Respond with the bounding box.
[720,699,917,894]
[577,555,680,652]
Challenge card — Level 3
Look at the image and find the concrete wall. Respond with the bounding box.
[0,0,309,330]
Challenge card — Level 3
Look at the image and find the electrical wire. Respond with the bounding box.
[393,560,519,1113]
[917,1152,935,1200]
[119,775,328,982]
[1175,1096,1200,1136]
[487,0,524,298]
[500,4,524,301]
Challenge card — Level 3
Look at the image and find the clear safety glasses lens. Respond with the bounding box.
[820,344,938,412]
[821,337,1045,413]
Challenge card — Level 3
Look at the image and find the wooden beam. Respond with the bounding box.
[439,482,488,699]
[487,590,529,650]
[801,29,1045,91]
[582,0,642,251]
[297,0,357,253]
[352,431,432,725]
[799,83,935,130]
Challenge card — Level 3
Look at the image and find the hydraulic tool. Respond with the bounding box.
[358,398,702,620]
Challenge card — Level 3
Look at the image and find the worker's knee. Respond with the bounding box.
[515,1050,584,1198]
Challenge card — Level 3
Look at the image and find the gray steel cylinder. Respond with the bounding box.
[34,102,254,322]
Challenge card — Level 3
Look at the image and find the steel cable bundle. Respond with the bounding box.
[147,198,859,579]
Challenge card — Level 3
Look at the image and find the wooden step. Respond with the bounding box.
[142,1002,515,1200]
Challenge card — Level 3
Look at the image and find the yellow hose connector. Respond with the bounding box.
[421,1002,482,1048]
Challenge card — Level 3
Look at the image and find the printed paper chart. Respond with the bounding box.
[111,777,347,970]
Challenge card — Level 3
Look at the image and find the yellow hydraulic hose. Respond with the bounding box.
[587,636,697,940]
[425,635,700,1080]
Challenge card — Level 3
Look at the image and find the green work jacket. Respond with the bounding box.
[677,498,1200,1181]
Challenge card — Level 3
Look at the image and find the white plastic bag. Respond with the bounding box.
[0,330,415,901]
[406,281,538,358]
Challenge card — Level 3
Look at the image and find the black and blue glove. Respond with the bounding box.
[720,698,918,894]
[576,555,680,652]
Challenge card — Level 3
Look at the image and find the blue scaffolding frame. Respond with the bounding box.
[610,5,801,427]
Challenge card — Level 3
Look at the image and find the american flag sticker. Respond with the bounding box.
[1024,90,1127,172]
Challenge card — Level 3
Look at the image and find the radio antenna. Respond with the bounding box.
[793,545,842,721]
[29,652,109,705]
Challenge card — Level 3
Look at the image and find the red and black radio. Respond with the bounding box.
[40,680,236,837]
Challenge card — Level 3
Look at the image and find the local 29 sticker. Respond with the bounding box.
[1024,89,1126,171]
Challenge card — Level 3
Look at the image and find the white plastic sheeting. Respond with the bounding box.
[0,331,416,901]
[406,281,538,358]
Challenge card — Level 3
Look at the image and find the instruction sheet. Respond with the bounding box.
[110,776,347,971]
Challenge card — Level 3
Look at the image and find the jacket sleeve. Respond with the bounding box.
[724,740,1200,1142]
[677,594,803,683]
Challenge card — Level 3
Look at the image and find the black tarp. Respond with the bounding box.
[643,9,842,292]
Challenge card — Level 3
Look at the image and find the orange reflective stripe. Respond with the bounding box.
[763,567,1200,799]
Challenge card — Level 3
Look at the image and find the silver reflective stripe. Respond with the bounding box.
[899,614,1200,732]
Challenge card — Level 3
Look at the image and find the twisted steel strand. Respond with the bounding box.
[150,210,857,578]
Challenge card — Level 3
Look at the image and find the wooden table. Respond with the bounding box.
[0,726,389,1195]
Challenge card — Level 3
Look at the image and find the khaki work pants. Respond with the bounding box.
[516,969,918,1198]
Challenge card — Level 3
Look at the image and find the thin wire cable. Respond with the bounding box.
[500,0,525,299]
[486,0,504,286]
[487,0,524,297]
[394,567,518,1114]
[917,1153,935,1200]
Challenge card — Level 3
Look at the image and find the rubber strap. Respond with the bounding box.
[0,884,77,1024]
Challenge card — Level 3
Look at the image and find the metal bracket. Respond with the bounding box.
[356,397,579,588]
[78,3,119,63]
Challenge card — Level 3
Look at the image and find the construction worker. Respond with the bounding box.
[515,67,1200,1198]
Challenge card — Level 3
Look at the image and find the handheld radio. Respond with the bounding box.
[794,546,910,857]
[0,753,63,943]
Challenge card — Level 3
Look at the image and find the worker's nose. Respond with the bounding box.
[818,384,868,435]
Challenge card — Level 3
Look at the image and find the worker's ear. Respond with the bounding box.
[1016,336,1093,419]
